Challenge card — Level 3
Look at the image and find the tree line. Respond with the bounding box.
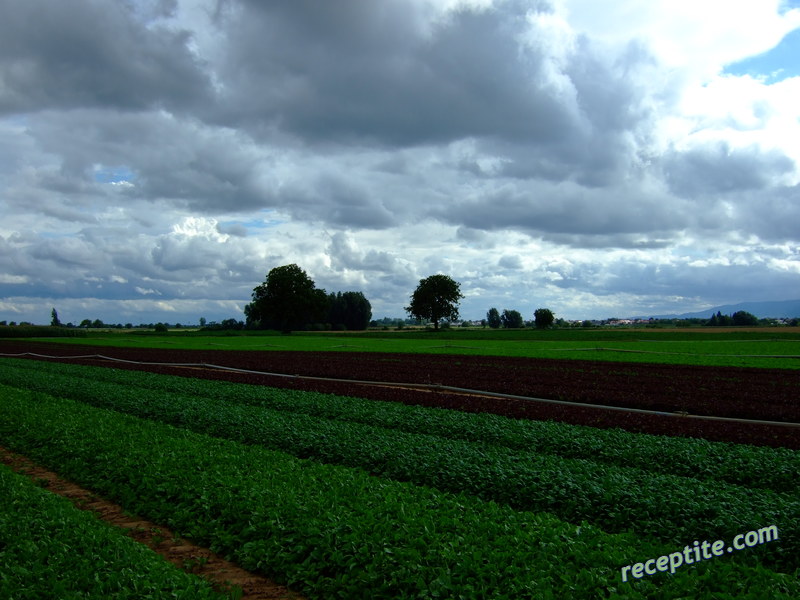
[485,307,555,329]
[706,310,759,326]
[244,267,555,332]
[17,272,796,335]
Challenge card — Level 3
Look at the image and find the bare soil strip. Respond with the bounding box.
[0,445,304,600]
[3,340,799,448]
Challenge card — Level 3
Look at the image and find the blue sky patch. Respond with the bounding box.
[724,27,800,82]
[92,165,135,184]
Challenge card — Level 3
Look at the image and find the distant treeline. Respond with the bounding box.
[0,325,87,338]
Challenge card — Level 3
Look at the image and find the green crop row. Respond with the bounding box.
[1,386,797,599]
[2,357,796,495]
[0,463,228,600]
[0,361,797,572]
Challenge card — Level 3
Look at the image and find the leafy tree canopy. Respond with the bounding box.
[244,265,372,332]
[534,308,555,329]
[500,309,524,328]
[486,307,501,329]
[244,264,327,332]
[405,274,464,331]
[732,310,759,326]
[327,291,372,330]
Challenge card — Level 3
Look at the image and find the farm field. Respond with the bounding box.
[0,360,799,598]
[3,338,800,448]
[0,461,228,599]
[1,335,799,598]
[22,326,800,369]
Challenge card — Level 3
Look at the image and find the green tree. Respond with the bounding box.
[405,274,464,331]
[486,307,501,329]
[244,264,327,332]
[534,308,555,329]
[50,308,61,327]
[500,309,524,328]
[327,291,372,330]
[708,311,733,326]
[731,310,758,326]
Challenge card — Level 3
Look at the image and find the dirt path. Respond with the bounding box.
[0,446,304,600]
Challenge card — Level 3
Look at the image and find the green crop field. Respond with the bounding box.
[0,462,228,599]
[25,326,800,368]
[1,357,799,598]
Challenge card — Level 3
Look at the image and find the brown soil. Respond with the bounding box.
[2,340,799,449]
[0,445,304,600]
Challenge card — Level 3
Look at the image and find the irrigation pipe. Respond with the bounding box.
[2,352,799,429]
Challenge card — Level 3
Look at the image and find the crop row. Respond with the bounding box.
[1,357,797,495]
[0,462,227,600]
[1,385,797,599]
[6,341,800,420]
[5,343,799,448]
[1,360,798,572]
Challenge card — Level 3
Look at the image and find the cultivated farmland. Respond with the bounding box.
[1,334,799,598]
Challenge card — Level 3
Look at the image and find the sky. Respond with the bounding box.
[1,0,799,325]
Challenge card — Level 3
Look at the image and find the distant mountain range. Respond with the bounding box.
[639,299,800,320]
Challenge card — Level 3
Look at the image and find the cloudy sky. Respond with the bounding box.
[2,0,800,325]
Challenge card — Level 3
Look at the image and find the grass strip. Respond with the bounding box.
[0,463,228,600]
[2,357,796,495]
[1,386,799,599]
[0,363,798,573]
[20,329,800,368]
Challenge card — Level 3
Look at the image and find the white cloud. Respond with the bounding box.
[135,287,161,296]
[561,0,800,74]
[0,274,29,285]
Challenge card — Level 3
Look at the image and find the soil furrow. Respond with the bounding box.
[0,445,304,600]
[2,340,799,448]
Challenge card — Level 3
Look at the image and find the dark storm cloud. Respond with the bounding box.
[4,0,662,236]
[1,221,262,303]
[764,183,800,237]
[498,254,523,269]
[216,222,248,237]
[493,38,657,187]
[573,259,800,307]
[284,174,397,229]
[728,183,800,242]
[0,0,211,115]
[22,109,275,213]
[663,142,796,197]
[438,181,689,247]
[21,108,406,221]
[194,0,665,241]
[455,226,494,247]
[29,237,103,269]
[326,232,400,272]
[214,0,607,146]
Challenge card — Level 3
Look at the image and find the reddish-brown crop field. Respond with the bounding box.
[3,340,799,449]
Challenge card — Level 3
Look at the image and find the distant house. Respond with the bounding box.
[608,319,633,326]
